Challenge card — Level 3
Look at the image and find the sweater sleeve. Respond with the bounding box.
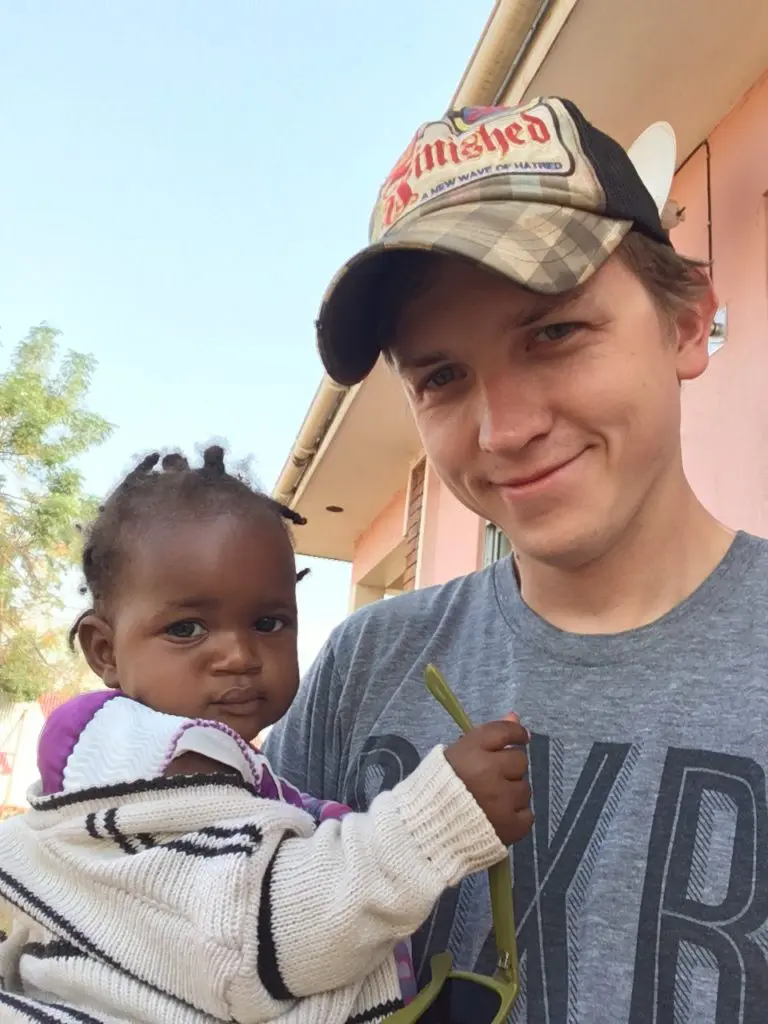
[8,749,504,1022]
[232,745,506,1010]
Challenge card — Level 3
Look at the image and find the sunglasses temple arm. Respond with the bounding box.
[424,665,520,993]
[488,861,519,989]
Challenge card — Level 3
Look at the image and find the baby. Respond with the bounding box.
[0,447,532,1024]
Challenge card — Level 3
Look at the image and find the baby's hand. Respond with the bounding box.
[445,715,533,847]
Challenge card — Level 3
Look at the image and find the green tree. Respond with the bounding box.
[0,325,112,703]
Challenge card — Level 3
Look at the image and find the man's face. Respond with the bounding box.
[392,252,714,568]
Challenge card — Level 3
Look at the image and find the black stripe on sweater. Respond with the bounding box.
[199,824,263,842]
[48,1006,108,1024]
[347,1000,405,1024]
[0,866,121,971]
[0,868,202,1016]
[0,992,107,1024]
[23,938,88,961]
[85,811,154,853]
[256,839,294,1002]
[33,772,258,812]
[102,808,136,855]
[163,823,263,859]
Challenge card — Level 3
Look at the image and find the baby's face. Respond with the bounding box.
[106,512,300,742]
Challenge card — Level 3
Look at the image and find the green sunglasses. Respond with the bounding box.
[384,664,520,1024]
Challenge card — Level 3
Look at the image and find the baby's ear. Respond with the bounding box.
[77,615,119,688]
[296,568,310,582]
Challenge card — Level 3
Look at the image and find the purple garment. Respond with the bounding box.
[37,690,122,795]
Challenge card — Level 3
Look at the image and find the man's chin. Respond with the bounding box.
[502,515,612,572]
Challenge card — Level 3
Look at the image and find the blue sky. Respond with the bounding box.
[0,1,489,671]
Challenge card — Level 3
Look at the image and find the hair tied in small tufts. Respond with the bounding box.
[202,445,226,476]
[161,453,190,472]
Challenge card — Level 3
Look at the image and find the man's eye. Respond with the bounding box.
[534,321,581,343]
[255,617,285,634]
[422,365,459,391]
[166,620,205,639]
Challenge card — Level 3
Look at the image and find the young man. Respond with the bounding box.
[266,98,768,1023]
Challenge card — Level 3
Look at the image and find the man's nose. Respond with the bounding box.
[476,369,553,454]
[211,632,262,674]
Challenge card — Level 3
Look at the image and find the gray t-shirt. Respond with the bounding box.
[266,530,768,1023]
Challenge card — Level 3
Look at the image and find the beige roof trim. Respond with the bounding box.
[451,0,560,108]
[498,0,581,105]
[272,375,348,507]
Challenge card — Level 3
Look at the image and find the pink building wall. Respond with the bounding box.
[674,71,768,536]
[348,71,768,594]
[351,488,406,585]
[417,464,483,587]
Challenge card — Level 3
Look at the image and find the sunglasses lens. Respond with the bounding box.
[418,977,503,1023]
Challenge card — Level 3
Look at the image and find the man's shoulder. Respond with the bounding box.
[725,531,768,591]
[741,531,768,561]
[324,561,504,669]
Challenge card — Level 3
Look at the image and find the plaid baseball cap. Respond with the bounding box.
[317,97,671,386]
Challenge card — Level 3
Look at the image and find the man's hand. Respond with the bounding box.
[445,716,533,847]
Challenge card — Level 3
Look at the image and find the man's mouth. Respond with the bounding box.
[493,451,585,497]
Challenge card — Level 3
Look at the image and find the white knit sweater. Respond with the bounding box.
[0,745,505,1023]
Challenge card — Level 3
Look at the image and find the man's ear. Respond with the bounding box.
[77,615,120,689]
[675,276,718,384]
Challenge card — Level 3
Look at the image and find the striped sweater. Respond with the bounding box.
[0,696,505,1023]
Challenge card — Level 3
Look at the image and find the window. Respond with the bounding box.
[483,522,512,566]
[708,307,727,356]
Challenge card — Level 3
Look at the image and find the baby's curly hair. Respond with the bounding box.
[70,444,308,649]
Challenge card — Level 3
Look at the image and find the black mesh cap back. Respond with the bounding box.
[561,99,670,246]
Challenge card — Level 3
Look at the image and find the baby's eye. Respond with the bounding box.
[254,617,285,634]
[166,620,205,639]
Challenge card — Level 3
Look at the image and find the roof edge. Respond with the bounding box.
[272,375,348,507]
[450,0,556,108]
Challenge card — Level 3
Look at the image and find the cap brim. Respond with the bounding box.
[317,200,632,386]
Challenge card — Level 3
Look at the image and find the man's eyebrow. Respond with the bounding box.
[394,283,591,371]
[503,283,590,329]
[395,350,450,371]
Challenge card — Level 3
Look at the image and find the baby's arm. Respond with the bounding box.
[31,692,515,1020]
[232,746,505,1007]
[164,745,501,1005]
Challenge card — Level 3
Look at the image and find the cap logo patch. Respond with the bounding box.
[376,101,576,235]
